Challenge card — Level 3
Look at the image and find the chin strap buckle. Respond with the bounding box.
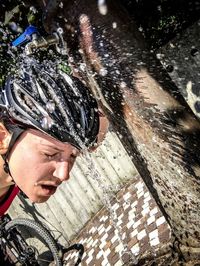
[3,161,10,174]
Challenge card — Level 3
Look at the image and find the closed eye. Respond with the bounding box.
[44,153,58,159]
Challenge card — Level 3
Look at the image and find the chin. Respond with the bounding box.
[28,195,50,203]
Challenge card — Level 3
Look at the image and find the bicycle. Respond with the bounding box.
[0,213,84,265]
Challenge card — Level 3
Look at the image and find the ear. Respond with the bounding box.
[0,123,12,155]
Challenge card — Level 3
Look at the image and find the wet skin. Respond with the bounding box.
[0,113,108,203]
[5,129,80,203]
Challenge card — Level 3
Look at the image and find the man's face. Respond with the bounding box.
[8,129,79,203]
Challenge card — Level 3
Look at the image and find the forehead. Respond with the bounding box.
[24,129,75,150]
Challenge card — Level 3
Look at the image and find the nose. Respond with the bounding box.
[53,161,70,182]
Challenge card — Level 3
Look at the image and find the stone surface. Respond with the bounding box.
[63,176,172,265]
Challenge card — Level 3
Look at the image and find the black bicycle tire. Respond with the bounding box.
[5,218,63,266]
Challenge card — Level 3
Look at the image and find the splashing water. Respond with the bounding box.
[81,149,138,265]
[98,0,108,15]
[9,28,138,263]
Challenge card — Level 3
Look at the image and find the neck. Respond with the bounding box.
[0,156,14,196]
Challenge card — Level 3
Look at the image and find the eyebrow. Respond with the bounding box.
[40,144,64,152]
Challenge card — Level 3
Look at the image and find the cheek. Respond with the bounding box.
[8,148,41,190]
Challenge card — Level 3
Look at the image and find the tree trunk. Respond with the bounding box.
[46,0,200,258]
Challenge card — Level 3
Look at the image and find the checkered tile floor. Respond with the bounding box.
[63,176,171,265]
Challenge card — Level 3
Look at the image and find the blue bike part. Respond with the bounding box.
[11,25,38,47]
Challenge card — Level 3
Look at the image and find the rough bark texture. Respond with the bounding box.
[42,0,200,261]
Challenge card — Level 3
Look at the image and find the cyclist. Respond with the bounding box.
[0,61,109,264]
[0,60,108,208]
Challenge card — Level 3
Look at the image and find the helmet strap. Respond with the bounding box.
[3,161,11,174]
[1,125,25,178]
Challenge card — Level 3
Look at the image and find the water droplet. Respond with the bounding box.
[120,81,127,88]
[46,101,55,113]
[112,22,117,29]
[99,68,108,76]
[41,116,53,130]
[98,0,108,15]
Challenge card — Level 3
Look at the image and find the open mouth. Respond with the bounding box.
[40,185,57,195]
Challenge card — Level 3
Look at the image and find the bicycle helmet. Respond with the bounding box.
[0,62,100,151]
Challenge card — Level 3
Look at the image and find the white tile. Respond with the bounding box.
[87,236,93,242]
[86,255,93,264]
[149,229,158,240]
[101,233,109,242]
[142,202,149,209]
[150,237,160,246]
[135,181,144,190]
[114,261,123,266]
[98,224,104,232]
[104,249,111,257]
[100,215,109,222]
[121,232,126,240]
[112,203,120,211]
[99,216,105,222]
[116,219,123,226]
[147,215,155,225]
[88,248,95,257]
[137,229,146,240]
[111,234,118,243]
[133,219,141,229]
[130,229,138,238]
[156,216,166,227]
[82,251,86,260]
[137,191,144,199]
[131,201,138,208]
[123,192,131,200]
[144,191,150,198]
[136,188,144,195]
[131,243,140,256]
[123,202,130,210]
[100,241,107,249]
[102,259,109,266]
[118,213,124,220]
[141,207,150,216]
[128,209,136,218]
[80,238,87,244]
[115,243,124,253]
[99,226,106,235]
[105,225,112,232]
[128,212,136,221]
[150,207,158,216]
[127,219,135,229]
[91,239,98,247]
[87,238,94,248]
[144,195,151,203]
[96,250,104,259]
[89,226,96,234]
